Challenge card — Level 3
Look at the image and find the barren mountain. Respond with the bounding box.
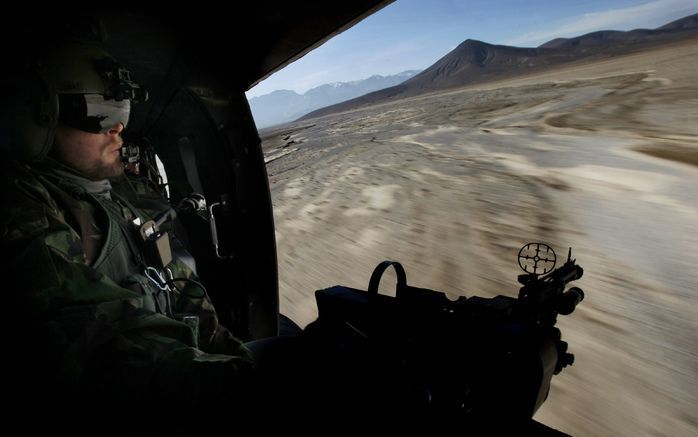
[300,13,698,120]
[541,13,698,48]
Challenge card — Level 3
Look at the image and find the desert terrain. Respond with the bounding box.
[259,40,698,436]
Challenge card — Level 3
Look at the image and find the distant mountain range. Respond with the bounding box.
[248,70,420,128]
[301,13,698,121]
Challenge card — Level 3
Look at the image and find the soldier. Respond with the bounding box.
[0,41,256,431]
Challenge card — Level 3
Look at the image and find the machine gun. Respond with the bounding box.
[304,243,584,434]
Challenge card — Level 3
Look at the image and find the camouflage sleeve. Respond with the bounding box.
[1,165,256,418]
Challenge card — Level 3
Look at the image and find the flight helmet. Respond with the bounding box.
[0,41,147,162]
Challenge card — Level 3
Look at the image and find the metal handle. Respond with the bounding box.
[209,202,232,259]
[368,261,407,295]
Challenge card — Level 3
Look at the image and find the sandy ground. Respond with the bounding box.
[259,40,698,436]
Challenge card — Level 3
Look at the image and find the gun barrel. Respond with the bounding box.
[559,265,583,284]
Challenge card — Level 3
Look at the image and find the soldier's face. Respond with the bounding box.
[53,123,125,180]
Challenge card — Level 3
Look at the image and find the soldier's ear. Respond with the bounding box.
[0,65,58,162]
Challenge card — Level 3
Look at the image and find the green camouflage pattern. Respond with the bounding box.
[1,158,255,420]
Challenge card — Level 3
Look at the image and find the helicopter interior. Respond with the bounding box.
[5,2,393,341]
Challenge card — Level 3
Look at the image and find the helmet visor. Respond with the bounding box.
[58,94,131,134]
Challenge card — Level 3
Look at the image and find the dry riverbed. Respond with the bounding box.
[260,40,698,436]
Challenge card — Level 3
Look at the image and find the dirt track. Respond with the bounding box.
[260,40,698,436]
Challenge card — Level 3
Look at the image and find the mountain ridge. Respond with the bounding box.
[300,13,698,121]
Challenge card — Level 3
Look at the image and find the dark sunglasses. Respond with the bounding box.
[58,93,131,134]
[57,60,148,134]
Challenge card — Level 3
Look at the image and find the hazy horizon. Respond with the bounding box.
[247,69,421,99]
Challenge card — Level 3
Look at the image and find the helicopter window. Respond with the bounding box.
[249,3,698,437]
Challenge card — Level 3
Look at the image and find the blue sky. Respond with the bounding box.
[245,0,698,98]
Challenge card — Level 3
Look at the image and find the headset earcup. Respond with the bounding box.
[0,70,58,162]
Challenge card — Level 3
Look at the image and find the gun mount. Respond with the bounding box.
[305,243,584,434]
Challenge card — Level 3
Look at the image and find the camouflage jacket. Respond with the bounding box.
[0,158,255,425]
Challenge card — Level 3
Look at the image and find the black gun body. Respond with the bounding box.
[310,286,562,433]
[304,255,583,434]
